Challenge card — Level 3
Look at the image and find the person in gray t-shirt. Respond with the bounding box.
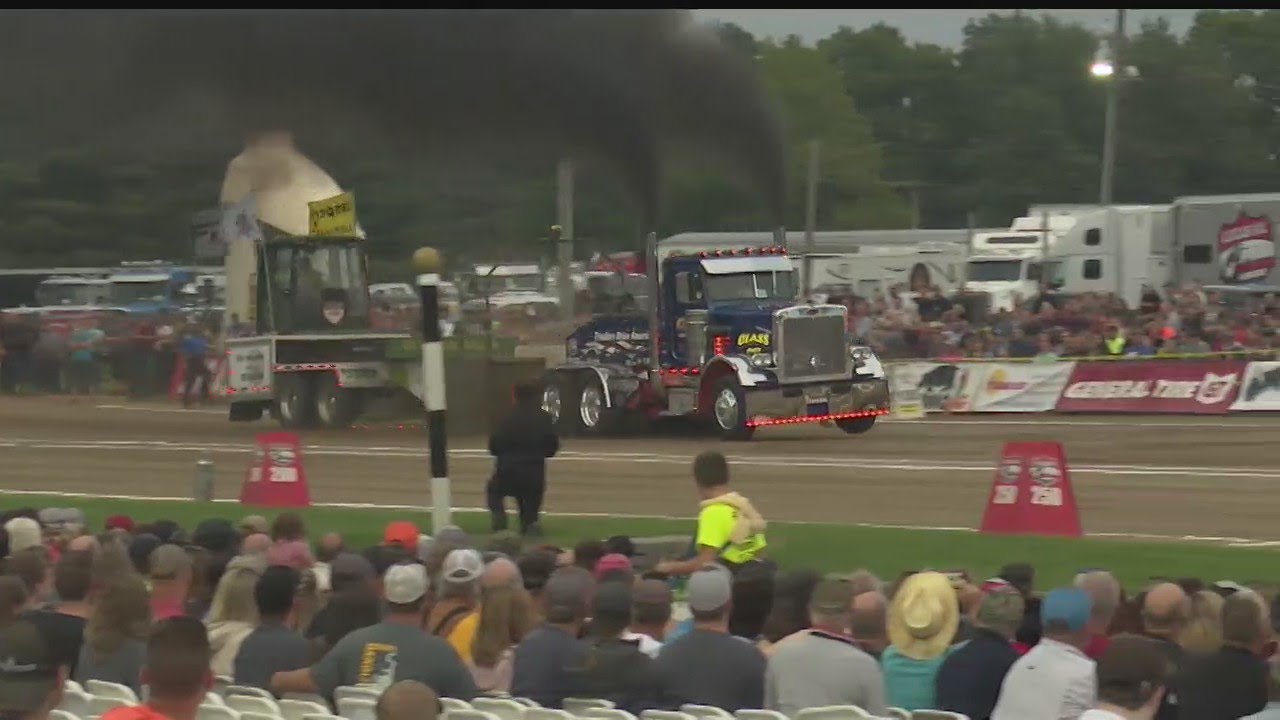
[765,578,887,717]
[271,562,477,702]
[234,566,311,693]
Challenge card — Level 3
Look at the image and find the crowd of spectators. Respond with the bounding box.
[839,282,1280,361]
[3,452,1280,720]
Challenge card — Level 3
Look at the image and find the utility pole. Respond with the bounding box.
[1099,8,1126,205]
[555,159,575,319]
[802,139,820,299]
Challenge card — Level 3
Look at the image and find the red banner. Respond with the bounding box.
[980,441,1082,538]
[239,432,312,508]
[1056,360,1247,414]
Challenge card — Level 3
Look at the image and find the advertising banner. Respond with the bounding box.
[1231,362,1280,411]
[1056,360,1246,414]
[885,361,973,413]
[962,362,1076,413]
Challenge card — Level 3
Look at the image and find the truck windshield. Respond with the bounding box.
[111,280,170,305]
[36,281,105,307]
[705,271,796,302]
[268,242,370,333]
[967,260,1023,282]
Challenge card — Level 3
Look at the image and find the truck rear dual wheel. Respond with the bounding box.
[275,374,361,430]
[541,371,623,436]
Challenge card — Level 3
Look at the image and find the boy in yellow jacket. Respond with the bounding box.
[655,450,768,577]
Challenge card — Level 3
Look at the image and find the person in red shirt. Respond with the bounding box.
[102,617,213,720]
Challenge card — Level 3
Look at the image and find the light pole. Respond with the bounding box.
[1092,9,1127,205]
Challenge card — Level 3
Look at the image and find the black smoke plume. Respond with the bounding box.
[0,10,786,225]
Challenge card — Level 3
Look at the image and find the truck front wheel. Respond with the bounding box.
[836,416,877,435]
[710,376,755,441]
[276,375,318,429]
[315,374,362,429]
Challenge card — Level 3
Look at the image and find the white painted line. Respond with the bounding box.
[94,404,225,416]
[1,486,1276,547]
[4,437,1279,480]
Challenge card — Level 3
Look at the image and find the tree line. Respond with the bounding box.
[3,10,1280,278]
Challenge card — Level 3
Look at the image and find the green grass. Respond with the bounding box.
[9,493,1280,590]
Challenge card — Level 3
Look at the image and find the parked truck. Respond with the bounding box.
[540,235,891,441]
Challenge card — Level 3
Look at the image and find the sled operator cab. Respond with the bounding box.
[254,235,371,335]
[543,236,891,441]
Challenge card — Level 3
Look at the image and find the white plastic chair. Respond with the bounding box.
[681,707,733,720]
[206,693,228,707]
[885,710,910,720]
[87,680,141,704]
[214,676,234,696]
[226,695,281,717]
[335,697,377,720]
[795,707,877,720]
[526,710,578,720]
[444,711,500,720]
[50,710,80,720]
[735,711,788,720]
[302,715,344,720]
[471,697,528,720]
[199,705,244,720]
[563,699,615,716]
[584,710,638,720]
[334,687,380,704]
[639,712,695,720]
[226,685,278,701]
[87,696,135,717]
[242,713,283,720]
[58,687,92,717]
[512,699,541,708]
[65,680,86,695]
[441,698,474,713]
[910,712,968,720]
[281,699,333,720]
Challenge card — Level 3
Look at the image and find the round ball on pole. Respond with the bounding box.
[413,246,443,274]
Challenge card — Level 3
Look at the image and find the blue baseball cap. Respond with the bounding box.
[1042,587,1092,632]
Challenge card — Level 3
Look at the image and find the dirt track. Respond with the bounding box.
[1,396,1278,540]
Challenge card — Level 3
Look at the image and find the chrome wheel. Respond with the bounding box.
[280,387,299,423]
[317,386,337,425]
[714,387,739,430]
[580,382,603,428]
[542,383,562,424]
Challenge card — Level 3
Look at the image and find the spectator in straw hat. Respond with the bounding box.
[935,585,1025,720]
[992,587,1097,720]
[881,571,960,711]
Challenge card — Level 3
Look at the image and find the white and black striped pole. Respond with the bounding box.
[414,246,451,532]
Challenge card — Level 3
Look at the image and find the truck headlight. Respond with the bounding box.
[748,352,773,369]
[850,346,874,362]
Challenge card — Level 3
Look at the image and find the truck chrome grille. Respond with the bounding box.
[775,311,851,383]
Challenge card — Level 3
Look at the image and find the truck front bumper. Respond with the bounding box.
[743,377,892,427]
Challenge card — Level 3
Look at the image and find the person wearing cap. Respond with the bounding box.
[1084,634,1174,720]
[271,561,477,701]
[764,577,887,717]
[881,571,962,711]
[1175,590,1270,720]
[595,554,634,584]
[991,587,1097,720]
[147,544,194,621]
[653,564,766,711]
[570,581,664,714]
[624,579,671,659]
[486,380,560,537]
[511,566,592,708]
[935,585,1025,720]
[384,521,419,553]
[0,619,68,720]
[654,450,768,578]
[425,549,485,663]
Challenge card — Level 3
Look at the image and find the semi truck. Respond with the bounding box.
[540,235,891,441]
[219,132,420,429]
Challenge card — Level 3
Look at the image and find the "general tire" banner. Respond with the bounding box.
[1056,360,1247,414]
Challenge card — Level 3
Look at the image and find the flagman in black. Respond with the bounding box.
[487,381,560,536]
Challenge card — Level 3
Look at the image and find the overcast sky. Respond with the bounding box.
[692,9,1212,47]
